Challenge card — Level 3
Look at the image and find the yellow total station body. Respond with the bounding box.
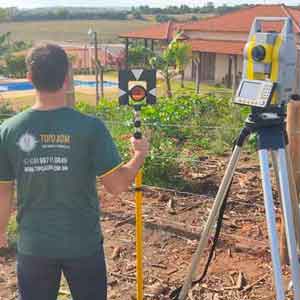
[243,17,297,107]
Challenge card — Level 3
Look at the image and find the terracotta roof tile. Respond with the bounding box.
[119,21,181,40]
[181,4,300,33]
[187,39,245,55]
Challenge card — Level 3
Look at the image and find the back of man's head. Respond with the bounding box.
[26,43,69,92]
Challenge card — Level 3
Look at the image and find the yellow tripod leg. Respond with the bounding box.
[135,169,143,300]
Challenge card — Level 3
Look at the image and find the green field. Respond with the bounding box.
[0,19,156,43]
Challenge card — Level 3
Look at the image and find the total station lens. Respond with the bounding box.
[251,45,266,62]
[130,85,147,102]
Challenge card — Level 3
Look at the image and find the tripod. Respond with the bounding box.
[177,107,300,300]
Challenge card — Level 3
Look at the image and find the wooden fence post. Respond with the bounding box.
[281,101,300,262]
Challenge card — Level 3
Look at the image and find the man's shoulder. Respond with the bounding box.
[0,109,32,131]
[78,112,105,129]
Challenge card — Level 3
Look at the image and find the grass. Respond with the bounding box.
[1,74,233,112]
[1,82,231,111]
[1,19,156,44]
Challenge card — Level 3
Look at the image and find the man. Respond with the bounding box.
[0,43,149,300]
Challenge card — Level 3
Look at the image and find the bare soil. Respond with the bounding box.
[0,154,295,300]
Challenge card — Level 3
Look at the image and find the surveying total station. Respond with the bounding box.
[173,17,300,300]
[119,69,156,300]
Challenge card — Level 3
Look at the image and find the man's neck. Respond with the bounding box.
[32,90,66,111]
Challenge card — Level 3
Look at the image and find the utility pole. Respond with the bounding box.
[65,64,75,107]
[88,28,102,105]
[93,31,100,105]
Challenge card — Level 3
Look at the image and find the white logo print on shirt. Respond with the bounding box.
[17,133,38,153]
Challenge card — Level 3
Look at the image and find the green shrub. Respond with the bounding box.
[7,215,18,250]
[0,102,14,123]
[75,91,252,190]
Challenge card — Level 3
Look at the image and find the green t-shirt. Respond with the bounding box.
[0,107,122,258]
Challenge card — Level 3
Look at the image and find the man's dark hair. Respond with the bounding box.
[26,43,69,92]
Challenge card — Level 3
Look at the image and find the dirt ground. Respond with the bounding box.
[0,154,296,300]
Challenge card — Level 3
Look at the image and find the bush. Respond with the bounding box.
[0,102,14,123]
[5,54,27,78]
[76,90,250,190]
[155,14,175,23]
[7,215,18,251]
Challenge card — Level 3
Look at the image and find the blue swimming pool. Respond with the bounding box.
[0,80,118,92]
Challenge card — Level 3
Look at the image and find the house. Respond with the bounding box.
[119,21,183,49]
[120,5,300,90]
[36,41,126,72]
[119,21,185,66]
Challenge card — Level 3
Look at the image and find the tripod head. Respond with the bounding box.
[234,17,297,109]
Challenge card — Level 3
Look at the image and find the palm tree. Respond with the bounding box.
[168,33,192,88]
[150,47,176,98]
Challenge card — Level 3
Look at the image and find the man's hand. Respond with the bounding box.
[131,137,149,159]
[101,137,150,195]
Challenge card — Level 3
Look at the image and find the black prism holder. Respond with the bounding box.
[119,69,157,139]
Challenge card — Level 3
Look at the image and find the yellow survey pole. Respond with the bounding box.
[118,69,157,300]
[135,169,144,300]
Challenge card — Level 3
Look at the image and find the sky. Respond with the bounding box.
[1,0,300,8]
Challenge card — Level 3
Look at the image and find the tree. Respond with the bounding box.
[201,2,215,13]
[5,55,27,78]
[132,11,144,20]
[150,47,176,98]
[128,45,154,68]
[0,32,12,61]
[0,8,8,22]
[155,15,174,23]
[168,34,192,88]
[56,8,70,19]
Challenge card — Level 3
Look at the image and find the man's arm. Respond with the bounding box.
[0,182,14,248]
[101,137,149,195]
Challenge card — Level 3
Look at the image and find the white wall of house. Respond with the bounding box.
[182,31,300,87]
[184,53,244,84]
[215,54,228,83]
[185,60,193,80]
[214,54,244,84]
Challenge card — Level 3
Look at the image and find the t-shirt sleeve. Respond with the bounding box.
[0,127,14,182]
[91,119,122,178]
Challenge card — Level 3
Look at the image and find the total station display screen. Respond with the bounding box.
[239,81,262,100]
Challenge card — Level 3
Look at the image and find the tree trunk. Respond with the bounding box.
[181,70,185,88]
[195,61,201,94]
[100,67,104,99]
[95,64,100,106]
[166,72,172,98]
[227,55,232,88]
[232,55,238,96]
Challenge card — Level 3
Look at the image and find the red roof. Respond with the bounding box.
[181,4,300,33]
[119,21,181,40]
[188,39,245,55]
